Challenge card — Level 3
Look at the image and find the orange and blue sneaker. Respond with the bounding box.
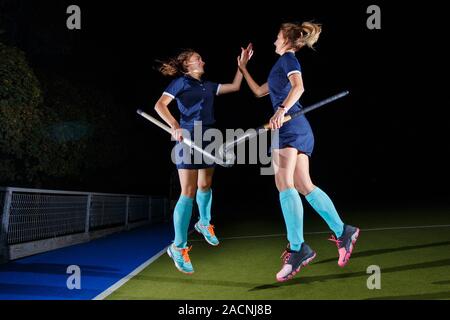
[276,243,316,282]
[328,224,360,267]
[194,221,219,246]
[167,244,194,274]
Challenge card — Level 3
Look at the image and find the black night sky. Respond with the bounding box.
[1,0,448,212]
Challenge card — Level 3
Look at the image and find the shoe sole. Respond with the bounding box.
[339,228,360,267]
[195,223,219,246]
[276,252,317,283]
[167,247,194,275]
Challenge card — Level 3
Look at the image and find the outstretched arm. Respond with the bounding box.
[240,70,269,98]
[217,67,243,95]
[237,43,269,98]
[217,43,253,95]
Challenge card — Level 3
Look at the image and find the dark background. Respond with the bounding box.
[1,0,448,213]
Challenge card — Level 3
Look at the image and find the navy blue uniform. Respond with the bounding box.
[268,52,314,156]
[163,75,221,169]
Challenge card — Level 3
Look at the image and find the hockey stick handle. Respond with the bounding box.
[136,109,232,167]
[257,90,349,130]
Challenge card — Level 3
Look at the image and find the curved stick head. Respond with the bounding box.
[218,144,236,167]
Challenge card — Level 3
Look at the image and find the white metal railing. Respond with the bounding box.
[0,187,168,262]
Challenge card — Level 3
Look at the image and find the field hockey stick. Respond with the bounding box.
[220,90,350,156]
[136,110,233,167]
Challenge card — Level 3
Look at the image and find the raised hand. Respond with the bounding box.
[237,43,253,71]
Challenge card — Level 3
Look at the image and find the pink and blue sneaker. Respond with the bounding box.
[328,224,360,267]
[276,243,316,282]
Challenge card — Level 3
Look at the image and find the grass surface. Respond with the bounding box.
[107,207,450,300]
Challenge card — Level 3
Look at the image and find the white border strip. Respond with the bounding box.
[162,92,175,99]
[94,229,196,300]
[287,70,301,77]
[93,245,170,300]
[216,84,222,96]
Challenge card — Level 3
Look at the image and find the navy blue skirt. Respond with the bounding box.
[271,115,315,156]
[173,126,216,170]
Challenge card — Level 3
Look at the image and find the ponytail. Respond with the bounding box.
[280,21,322,51]
[299,21,321,49]
[156,49,196,77]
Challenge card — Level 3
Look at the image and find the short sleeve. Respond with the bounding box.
[280,55,302,78]
[163,77,184,99]
[212,82,221,96]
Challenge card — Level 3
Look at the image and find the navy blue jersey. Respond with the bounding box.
[267,52,302,114]
[267,52,314,156]
[163,75,220,128]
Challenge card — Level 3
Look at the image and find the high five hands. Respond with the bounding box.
[237,43,253,71]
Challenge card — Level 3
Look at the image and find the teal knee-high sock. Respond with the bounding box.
[305,187,344,237]
[196,188,212,226]
[173,195,194,248]
[279,188,304,251]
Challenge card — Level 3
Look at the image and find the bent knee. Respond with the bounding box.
[181,186,197,198]
[295,183,316,196]
[197,182,212,192]
[276,181,295,192]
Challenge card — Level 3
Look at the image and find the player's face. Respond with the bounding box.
[274,31,287,55]
[185,53,205,75]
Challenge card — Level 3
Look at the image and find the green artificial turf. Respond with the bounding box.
[107,207,450,300]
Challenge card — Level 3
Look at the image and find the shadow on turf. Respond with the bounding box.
[313,241,450,265]
[249,258,450,291]
[132,274,262,288]
[432,280,450,285]
[130,258,450,292]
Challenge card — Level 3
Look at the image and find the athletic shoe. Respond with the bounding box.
[194,221,219,246]
[167,243,194,274]
[328,224,360,267]
[276,243,316,282]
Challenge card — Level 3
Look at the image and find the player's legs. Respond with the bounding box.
[293,153,360,267]
[167,169,197,274]
[273,148,316,281]
[294,153,344,237]
[195,168,219,246]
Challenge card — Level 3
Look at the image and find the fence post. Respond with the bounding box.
[1,190,13,263]
[148,197,152,224]
[125,196,130,230]
[85,194,92,235]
